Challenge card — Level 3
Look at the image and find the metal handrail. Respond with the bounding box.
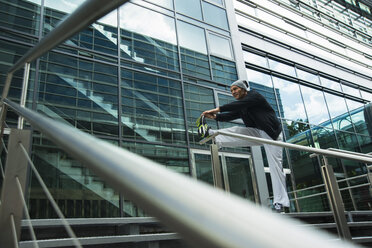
[200,130,372,164]
[3,98,362,248]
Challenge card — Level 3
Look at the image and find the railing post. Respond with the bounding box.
[319,155,352,240]
[210,138,224,189]
[18,63,31,129]
[0,129,32,247]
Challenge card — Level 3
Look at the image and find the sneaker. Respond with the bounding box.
[273,203,285,214]
[196,115,210,138]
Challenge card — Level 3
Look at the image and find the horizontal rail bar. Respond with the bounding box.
[4,98,362,248]
[8,0,129,74]
[200,131,372,164]
[328,148,372,159]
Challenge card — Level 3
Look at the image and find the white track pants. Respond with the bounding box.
[209,126,290,207]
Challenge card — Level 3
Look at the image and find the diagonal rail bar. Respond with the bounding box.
[200,130,372,164]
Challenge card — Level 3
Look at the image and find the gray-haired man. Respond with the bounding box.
[197,79,289,212]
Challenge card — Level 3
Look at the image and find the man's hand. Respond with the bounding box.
[202,107,220,119]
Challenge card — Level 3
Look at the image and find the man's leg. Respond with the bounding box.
[210,126,263,148]
[261,132,290,208]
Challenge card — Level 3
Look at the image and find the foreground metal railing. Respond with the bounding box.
[200,130,372,241]
[0,0,367,247]
[0,98,363,248]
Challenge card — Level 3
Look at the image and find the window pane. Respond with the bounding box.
[341,84,361,97]
[346,99,369,135]
[246,69,272,87]
[121,70,185,144]
[146,0,173,9]
[301,85,330,126]
[324,93,350,131]
[175,0,202,19]
[272,77,307,121]
[177,21,207,54]
[320,77,341,91]
[361,90,372,102]
[296,69,320,85]
[243,51,268,68]
[209,33,232,59]
[120,3,176,45]
[268,59,296,77]
[202,2,228,29]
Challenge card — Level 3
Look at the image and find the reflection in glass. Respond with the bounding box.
[268,59,296,77]
[194,153,214,186]
[361,90,372,101]
[347,100,370,136]
[121,70,185,145]
[225,156,255,202]
[38,53,119,137]
[146,0,174,9]
[30,136,120,218]
[202,2,228,30]
[296,69,320,85]
[177,21,207,54]
[211,56,237,85]
[341,84,361,97]
[119,3,179,72]
[178,21,210,80]
[0,0,41,35]
[185,84,215,146]
[272,77,307,122]
[243,51,268,68]
[324,92,350,130]
[120,3,176,45]
[209,33,232,59]
[175,0,202,19]
[300,85,330,126]
[320,77,341,91]
[246,69,272,87]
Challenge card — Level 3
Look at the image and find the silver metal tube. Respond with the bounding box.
[8,0,129,75]
[4,99,362,248]
[18,63,31,129]
[201,131,372,164]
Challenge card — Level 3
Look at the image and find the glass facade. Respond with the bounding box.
[0,0,371,219]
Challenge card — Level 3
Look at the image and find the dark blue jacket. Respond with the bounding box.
[216,90,282,140]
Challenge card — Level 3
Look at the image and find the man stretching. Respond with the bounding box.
[197,79,290,212]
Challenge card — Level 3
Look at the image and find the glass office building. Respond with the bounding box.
[0,0,371,218]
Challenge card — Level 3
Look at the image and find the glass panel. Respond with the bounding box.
[178,21,210,80]
[122,142,190,174]
[296,68,320,85]
[324,92,350,130]
[341,84,361,97]
[121,70,186,145]
[243,51,268,68]
[208,0,224,5]
[320,76,342,91]
[347,100,370,136]
[38,53,119,136]
[361,90,372,102]
[300,85,330,126]
[272,77,307,122]
[225,156,255,202]
[202,1,228,29]
[177,21,207,54]
[211,56,237,85]
[268,59,296,77]
[120,3,176,45]
[194,153,214,185]
[246,69,272,87]
[146,0,174,9]
[175,0,202,19]
[119,4,179,72]
[209,33,232,59]
[184,84,216,147]
[30,135,120,218]
[0,0,41,35]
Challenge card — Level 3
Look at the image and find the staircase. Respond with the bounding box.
[18,211,372,247]
[19,217,188,248]
[287,211,372,247]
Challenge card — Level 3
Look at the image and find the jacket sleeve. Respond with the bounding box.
[216,111,241,122]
